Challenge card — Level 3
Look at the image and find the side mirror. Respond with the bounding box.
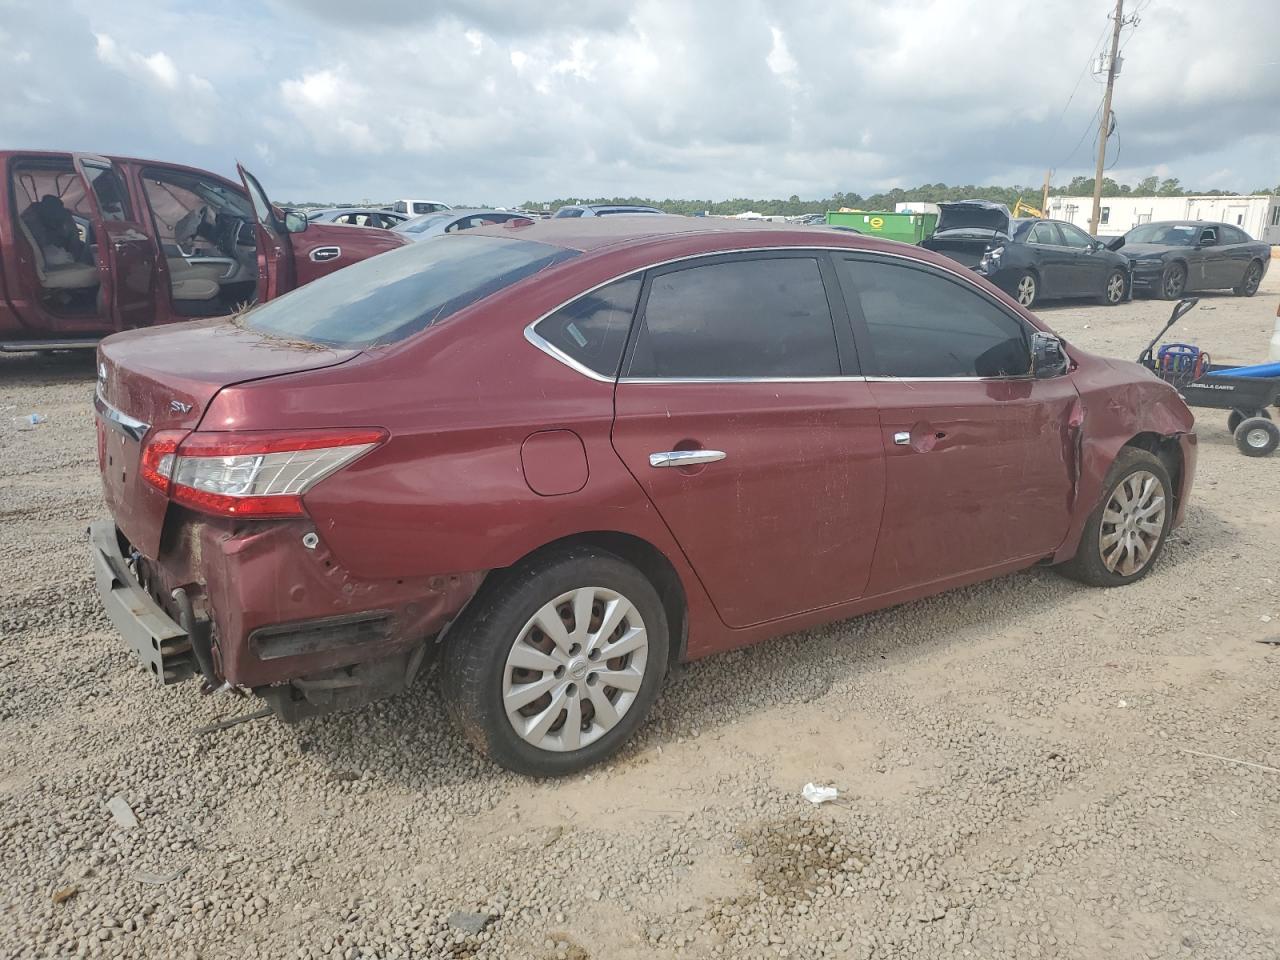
[1031,332,1069,379]
[282,209,309,234]
[1198,234,1216,247]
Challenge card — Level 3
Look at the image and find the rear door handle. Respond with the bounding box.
[649,449,726,468]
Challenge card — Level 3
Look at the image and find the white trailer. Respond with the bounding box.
[1044,194,1280,243]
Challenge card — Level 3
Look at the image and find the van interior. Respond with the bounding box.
[139,167,259,316]
[11,160,102,315]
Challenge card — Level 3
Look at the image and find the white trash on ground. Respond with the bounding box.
[802,782,839,805]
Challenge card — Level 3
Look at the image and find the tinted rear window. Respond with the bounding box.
[245,235,577,348]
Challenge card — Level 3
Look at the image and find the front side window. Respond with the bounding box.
[839,258,1031,379]
[245,235,577,347]
[627,257,840,379]
[1057,223,1094,248]
[533,276,642,377]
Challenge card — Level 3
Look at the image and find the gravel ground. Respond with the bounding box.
[2,275,1279,959]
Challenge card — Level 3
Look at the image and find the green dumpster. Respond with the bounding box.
[825,210,937,244]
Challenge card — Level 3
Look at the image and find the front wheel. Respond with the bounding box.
[440,546,669,777]
[1014,271,1038,307]
[1099,269,1127,306]
[1233,260,1263,297]
[1159,263,1187,300]
[1057,448,1172,587]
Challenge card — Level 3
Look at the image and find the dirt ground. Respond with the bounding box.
[2,274,1278,960]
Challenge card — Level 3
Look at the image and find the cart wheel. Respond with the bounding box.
[1227,407,1270,435]
[1234,417,1279,457]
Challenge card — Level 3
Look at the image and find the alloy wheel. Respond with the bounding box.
[1163,267,1185,299]
[1016,275,1037,306]
[502,587,649,753]
[1244,264,1261,295]
[1106,272,1125,303]
[1098,469,1166,576]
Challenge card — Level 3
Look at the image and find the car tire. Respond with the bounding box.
[1057,448,1173,588]
[1227,407,1270,435]
[1099,269,1127,306]
[1234,417,1279,457]
[440,545,669,777]
[1159,262,1187,300]
[1014,271,1038,308]
[1233,260,1264,297]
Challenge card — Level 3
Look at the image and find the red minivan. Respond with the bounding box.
[89,218,1196,775]
[0,151,407,351]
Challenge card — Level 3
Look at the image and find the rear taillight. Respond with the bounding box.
[141,428,386,519]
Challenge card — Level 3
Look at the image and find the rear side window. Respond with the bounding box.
[533,276,641,377]
[839,258,1030,378]
[1028,222,1060,245]
[245,235,577,347]
[627,257,839,379]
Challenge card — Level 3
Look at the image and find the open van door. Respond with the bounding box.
[72,153,157,332]
[236,163,298,302]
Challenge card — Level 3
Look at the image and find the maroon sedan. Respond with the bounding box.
[90,218,1196,775]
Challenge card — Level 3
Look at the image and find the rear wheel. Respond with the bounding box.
[1159,263,1187,300]
[440,546,669,777]
[1099,269,1127,306]
[1014,271,1038,307]
[1235,417,1279,457]
[1057,448,1172,587]
[1227,407,1270,435]
[1233,260,1263,297]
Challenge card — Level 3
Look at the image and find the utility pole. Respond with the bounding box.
[1089,0,1125,235]
[1041,169,1051,217]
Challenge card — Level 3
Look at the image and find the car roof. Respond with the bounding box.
[310,207,393,216]
[1136,220,1233,228]
[464,215,926,256]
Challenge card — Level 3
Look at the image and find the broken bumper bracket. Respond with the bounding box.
[88,519,195,685]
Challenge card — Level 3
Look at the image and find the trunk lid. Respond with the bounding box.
[96,318,358,556]
[932,201,1012,237]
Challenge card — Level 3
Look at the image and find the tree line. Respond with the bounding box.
[522,176,1277,217]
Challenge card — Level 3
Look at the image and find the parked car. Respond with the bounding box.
[1107,221,1270,299]
[90,218,1196,776]
[307,208,410,229]
[922,200,1130,308]
[553,204,666,218]
[392,209,534,241]
[0,151,408,351]
[391,199,452,216]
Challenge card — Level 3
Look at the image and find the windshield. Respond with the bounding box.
[1124,223,1198,246]
[397,213,452,234]
[245,235,578,347]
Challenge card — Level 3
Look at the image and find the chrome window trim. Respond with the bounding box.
[94,388,150,440]
[522,244,1032,384]
[619,376,865,384]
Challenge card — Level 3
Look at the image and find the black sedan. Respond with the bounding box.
[922,201,1130,308]
[1107,221,1270,299]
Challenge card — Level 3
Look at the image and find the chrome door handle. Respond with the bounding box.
[893,431,911,445]
[649,449,726,468]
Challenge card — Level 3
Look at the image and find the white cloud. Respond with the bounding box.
[0,0,1275,203]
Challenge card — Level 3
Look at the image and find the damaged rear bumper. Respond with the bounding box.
[88,516,485,716]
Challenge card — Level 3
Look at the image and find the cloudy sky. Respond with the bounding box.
[1,0,1276,205]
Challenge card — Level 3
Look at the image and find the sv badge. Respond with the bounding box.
[170,399,193,414]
